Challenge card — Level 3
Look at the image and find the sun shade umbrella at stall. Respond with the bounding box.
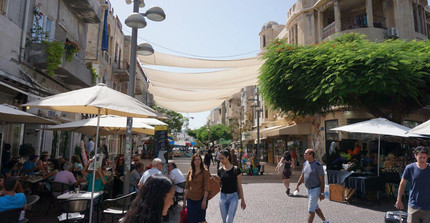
[409,119,430,136]
[331,118,423,176]
[22,83,161,223]
[0,104,57,169]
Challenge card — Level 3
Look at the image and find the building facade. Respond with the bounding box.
[257,0,430,164]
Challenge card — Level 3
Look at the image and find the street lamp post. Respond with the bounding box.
[123,0,165,194]
[250,88,262,162]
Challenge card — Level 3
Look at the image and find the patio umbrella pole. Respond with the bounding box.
[377,134,381,177]
[0,122,5,170]
[89,108,101,223]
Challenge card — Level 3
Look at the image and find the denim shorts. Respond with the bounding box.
[307,187,320,212]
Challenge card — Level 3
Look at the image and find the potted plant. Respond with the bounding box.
[64,40,80,62]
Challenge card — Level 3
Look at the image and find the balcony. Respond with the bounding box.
[63,0,102,23]
[113,60,130,82]
[322,22,336,40]
[324,27,386,42]
[25,43,92,88]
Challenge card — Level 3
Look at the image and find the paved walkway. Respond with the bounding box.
[170,157,400,223]
[29,156,401,223]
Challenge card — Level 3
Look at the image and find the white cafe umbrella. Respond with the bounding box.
[331,118,422,176]
[0,104,57,168]
[45,115,164,154]
[409,119,430,135]
[22,83,161,223]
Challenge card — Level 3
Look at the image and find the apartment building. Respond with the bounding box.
[0,0,102,157]
[257,0,430,163]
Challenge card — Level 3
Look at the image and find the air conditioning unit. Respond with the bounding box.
[387,27,399,38]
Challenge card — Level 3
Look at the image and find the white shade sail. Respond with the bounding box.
[46,115,157,136]
[153,98,225,113]
[144,65,260,87]
[409,119,430,135]
[148,86,241,102]
[137,52,262,112]
[138,52,263,68]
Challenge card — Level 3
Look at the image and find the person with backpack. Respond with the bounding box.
[215,149,246,223]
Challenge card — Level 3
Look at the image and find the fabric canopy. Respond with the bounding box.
[409,119,430,135]
[138,52,263,68]
[138,53,262,112]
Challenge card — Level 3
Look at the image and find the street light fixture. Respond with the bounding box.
[248,88,262,163]
[123,0,165,195]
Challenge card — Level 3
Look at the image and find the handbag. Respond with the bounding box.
[179,208,187,223]
[207,177,220,200]
[277,162,285,174]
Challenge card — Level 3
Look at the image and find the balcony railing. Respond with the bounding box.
[25,42,92,87]
[102,51,112,65]
[322,22,336,39]
[63,0,102,23]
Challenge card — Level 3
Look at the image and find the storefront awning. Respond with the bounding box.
[278,122,312,135]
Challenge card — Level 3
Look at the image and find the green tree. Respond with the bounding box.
[259,33,430,123]
[187,124,232,148]
[152,105,188,135]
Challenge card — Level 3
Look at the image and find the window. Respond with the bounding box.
[412,2,426,35]
[262,35,266,47]
[31,8,54,42]
[0,0,7,16]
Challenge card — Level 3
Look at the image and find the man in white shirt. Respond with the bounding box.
[168,161,185,193]
[88,138,94,154]
[138,158,162,189]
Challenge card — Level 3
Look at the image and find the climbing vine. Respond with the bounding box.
[87,63,100,84]
[45,41,65,76]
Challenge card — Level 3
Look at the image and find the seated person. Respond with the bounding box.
[36,152,49,174]
[129,163,145,192]
[2,160,22,177]
[54,162,81,187]
[383,154,395,170]
[22,154,39,175]
[0,177,26,212]
[82,159,107,192]
[168,161,185,194]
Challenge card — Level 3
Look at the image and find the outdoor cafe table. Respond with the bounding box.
[57,191,104,200]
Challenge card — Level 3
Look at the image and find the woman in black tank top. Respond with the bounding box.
[215,149,246,223]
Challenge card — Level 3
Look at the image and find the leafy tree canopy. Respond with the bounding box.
[152,105,187,135]
[187,124,232,147]
[259,33,430,122]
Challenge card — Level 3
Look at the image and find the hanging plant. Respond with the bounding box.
[45,41,65,76]
[29,7,48,43]
[65,41,80,62]
[87,63,100,84]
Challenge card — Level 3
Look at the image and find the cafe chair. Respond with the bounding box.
[101,192,137,223]
[103,177,115,200]
[23,195,40,220]
[45,181,72,216]
[58,199,89,223]
[0,208,24,223]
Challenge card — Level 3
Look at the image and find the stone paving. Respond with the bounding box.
[29,156,402,223]
[170,156,400,223]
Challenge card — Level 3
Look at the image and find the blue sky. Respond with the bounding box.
[110,0,295,129]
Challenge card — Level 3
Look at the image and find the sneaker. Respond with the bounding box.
[286,188,290,196]
[293,190,299,196]
[322,220,329,223]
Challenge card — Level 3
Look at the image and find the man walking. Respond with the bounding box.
[396,146,430,223]
[88,138,95,154]
[294,148,329,223]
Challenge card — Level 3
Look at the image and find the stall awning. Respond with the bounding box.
[278,122,312,135]
[261,125,286,137]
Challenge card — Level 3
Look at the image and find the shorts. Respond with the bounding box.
[282,168,292,179]
[307,187,320,212]
[408,206,430,223]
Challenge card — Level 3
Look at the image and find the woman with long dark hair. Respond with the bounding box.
[123,175,175,223]
[275,151,293,195]
[184,153,211,223]
[216,149,246,223]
